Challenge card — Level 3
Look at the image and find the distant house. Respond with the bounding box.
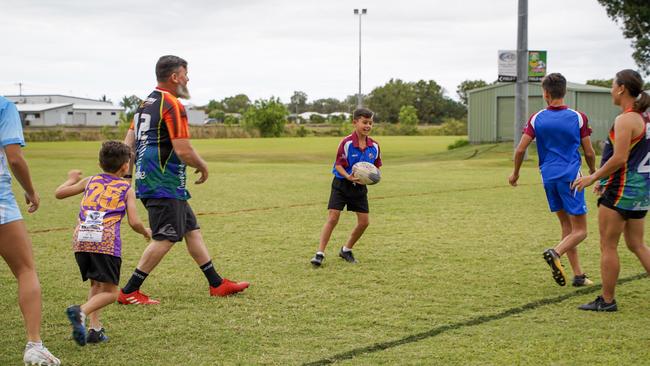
[6,94,123,126]
[184,104,208,125]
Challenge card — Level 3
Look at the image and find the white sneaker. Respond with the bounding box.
[23,343,61,366]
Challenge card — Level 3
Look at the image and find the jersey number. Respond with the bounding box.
[134,113,151,141]
[638,152,650,173]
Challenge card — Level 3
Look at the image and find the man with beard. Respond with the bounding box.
[119,55,249,305]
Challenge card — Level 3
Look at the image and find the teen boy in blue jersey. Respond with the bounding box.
[509,73,597,287]
[310,108,381,266]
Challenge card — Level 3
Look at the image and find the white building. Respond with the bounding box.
[7,95,124,126]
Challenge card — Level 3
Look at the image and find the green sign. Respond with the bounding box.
[528,50,547,81]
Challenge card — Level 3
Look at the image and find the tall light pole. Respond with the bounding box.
[514,0,528,157]
[354,8,367,108]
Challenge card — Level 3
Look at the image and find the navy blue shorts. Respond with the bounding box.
[543,181,587,216]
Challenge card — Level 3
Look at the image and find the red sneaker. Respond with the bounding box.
[210,279,250,297]
[117,289,160,305]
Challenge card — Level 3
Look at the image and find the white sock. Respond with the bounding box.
[316,251,324,256]
[91,326,103,332]
[26,341,43,349]
[342,246,351,252]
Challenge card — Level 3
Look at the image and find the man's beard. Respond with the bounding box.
[176,84,191,99]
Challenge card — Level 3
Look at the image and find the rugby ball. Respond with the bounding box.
[352,162,381,185]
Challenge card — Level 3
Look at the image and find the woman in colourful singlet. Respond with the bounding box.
[573,69,650,311]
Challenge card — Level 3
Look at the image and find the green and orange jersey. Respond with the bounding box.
[130,87,191,200]
[600,110,650,210]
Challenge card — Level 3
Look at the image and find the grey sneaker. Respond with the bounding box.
[23,343,61,366]
[339,247,358,263]
[572,274,594,287]
[310,253,324,267]
[578,296,618,312]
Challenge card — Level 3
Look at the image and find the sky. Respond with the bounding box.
[0,0,638,106]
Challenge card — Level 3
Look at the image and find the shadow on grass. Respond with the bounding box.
[303,273,648,365]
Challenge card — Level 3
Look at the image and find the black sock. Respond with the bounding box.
[200,260,223,287]
[122,268,149,294]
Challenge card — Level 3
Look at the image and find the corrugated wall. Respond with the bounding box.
[469,84,619,143]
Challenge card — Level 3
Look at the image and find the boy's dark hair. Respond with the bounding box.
[156,55,188,82]
[99,141,131,173]
[615,69,650,112]
[353,108,374,120]
[541,73,567,99]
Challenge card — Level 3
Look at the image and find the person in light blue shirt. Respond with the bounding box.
[0,96,60,365]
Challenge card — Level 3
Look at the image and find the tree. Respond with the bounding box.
[598,0,650,75]
[586,79,614,88]
[413,80,450,124]
[310,98,344,114]
[367,79,416,123]
[456,80,488,105]
[399,105,419,135]
[241,97,288,137]
[289,91,308,114]
[221,94,251,113]
[119,95,143,122]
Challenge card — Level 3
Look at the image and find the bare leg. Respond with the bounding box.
[81,281,118,330]
[318,209,341,252]
[554,211,588,276]
[0,220,42,343]
[184,229,211,266]
[135,239,174,273]
[598,205,626,303]
[344,212,369,250]
[623,217,650,273]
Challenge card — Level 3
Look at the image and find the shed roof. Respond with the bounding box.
[467,81,610,95]
[16,103,72,112]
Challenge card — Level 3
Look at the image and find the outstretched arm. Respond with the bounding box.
[125,188,151,241]
[55,170,89,199]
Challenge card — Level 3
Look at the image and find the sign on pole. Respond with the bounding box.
[498,50,547,82]
[498,50,517,82]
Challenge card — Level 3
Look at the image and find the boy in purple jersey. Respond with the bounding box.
[310,108,382,266]
[55,141,151,345]
[509,73,597,287]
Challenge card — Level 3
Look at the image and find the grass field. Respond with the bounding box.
[2,136,650,365]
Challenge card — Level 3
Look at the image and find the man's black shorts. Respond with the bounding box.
[327,177,369,213]
[75,252,121,285]
[598,191,648,220]
[142,198,200,243]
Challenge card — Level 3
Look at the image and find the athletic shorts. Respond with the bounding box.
[327,177,369,213]
[142,198,199,243]
[0,190,22,225]
[543,181,587,216]
[75,252,121,285]
[598,190,648,220]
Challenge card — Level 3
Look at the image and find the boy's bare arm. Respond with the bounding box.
[125,188,151,241]
[335,164,360,183]
[509,134,533,186]
[55,170,89,199]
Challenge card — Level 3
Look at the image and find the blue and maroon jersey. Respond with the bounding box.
[332,133,382,179]
[130,87,191,200]
[73,174,130,257]
[523,105,591,183]
[599,111,650,211]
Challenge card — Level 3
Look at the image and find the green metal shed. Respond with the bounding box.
[467,82,619,144]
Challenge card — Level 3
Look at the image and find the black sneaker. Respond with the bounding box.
[572,274,594,287]
[578,296,618,312]
[339,247,357,263]
[543,248,567,286]
[65,305,87,346]
[310,253,325,267]
[86,328,109,344]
